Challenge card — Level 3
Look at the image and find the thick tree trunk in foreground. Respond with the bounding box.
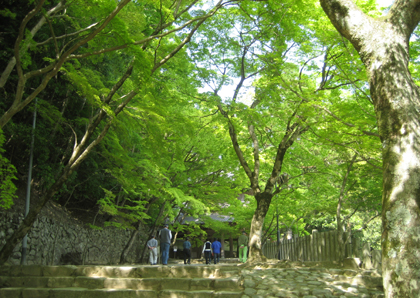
[320,0,420,296]
[247,193,272,262]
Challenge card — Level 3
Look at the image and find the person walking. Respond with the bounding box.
[159,224,172,265]
[212,238,222,264]
[238,231,248,263]
[147,235,158,265]
[202,239,213,264]
[183,237,192,264]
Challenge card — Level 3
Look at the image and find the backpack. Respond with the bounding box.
[205,242,211,249]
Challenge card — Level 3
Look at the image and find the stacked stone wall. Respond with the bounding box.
[0,212,145,265]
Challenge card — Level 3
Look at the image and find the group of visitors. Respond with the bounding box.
[147,224,249,265]
[201,238,222,264]
[146,224,172,265]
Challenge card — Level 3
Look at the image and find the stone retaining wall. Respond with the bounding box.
[0,212,144,265]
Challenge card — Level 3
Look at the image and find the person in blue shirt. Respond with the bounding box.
[183,237,192,264]
[212,238,222,264]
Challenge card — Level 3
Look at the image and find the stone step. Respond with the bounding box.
[240,267,383,291]
[331,276,383,288]
[169,258,241,265]
[0,288,243,298]
[0,264,384,298]
[0,264,241,279]
[0,275,242,291]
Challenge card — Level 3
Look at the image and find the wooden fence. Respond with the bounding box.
[263,230,380,269]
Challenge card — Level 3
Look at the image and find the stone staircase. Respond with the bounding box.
[0,260,385,298]
[0,264,243,298]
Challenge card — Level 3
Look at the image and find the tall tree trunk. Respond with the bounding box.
[139,202,166,263]
[320,1,420,296]
[119,221,142,264]
[170,206,189,247]
[120,196,159,264]
[336,154,357,263]
[248,192,273,262]
[219,98,307,263]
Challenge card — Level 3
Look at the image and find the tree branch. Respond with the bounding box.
[313,104,380,137]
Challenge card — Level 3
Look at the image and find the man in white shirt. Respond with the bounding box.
[147,235,158,265]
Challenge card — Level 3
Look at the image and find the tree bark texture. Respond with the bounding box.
[119,222,141,264]
[247,192,272,262]
[320,0,420,296]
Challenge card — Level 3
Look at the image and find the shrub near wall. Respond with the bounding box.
[0,212,144,265]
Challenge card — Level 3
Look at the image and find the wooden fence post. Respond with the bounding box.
[343,231,348,259]
[322,232,326,261]
[295,236,299,261]
[313,230,319,261]
[306,235,310,261]
[325,231,331,262]
[332,230,337,262]
[297,235,302,261]
[309,233,313,261]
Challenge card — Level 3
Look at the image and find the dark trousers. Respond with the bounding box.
[213,252,220,264]
[184,249,191,264]
[204,251,212,264]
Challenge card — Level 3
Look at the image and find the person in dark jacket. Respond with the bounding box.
[183,237,192,264]
[202,239,213,264]
[158,224,172,265]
